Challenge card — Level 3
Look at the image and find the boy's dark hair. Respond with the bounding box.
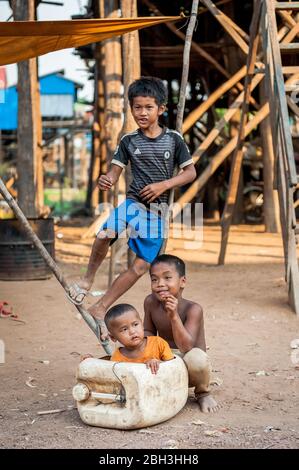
[150,254,186,277]
[128,76,167,107]
[104,303,137,328]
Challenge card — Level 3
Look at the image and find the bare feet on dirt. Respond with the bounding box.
[197,394,220,413]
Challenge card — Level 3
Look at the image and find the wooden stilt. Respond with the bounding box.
[218,2,262,265]
[121,0,141,269]
[12,0,43,218]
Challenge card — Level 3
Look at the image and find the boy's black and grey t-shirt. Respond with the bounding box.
[111,127,193,212]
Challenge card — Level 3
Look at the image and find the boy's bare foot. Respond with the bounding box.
[196,394,220,413]
[68,279,92,305]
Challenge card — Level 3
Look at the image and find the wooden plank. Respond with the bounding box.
[280,43,299,52]
[285,84,299,92]
[282,66,299,74]
[281,22,299,43]
[275,2,299,10]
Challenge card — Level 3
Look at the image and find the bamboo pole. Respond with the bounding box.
[0,177,112,355]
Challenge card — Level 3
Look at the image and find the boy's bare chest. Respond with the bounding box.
[151,305,186,342]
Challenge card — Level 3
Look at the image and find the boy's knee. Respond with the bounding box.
[130,259,150,277]
[97,229,116,240]
[183,348,210,372]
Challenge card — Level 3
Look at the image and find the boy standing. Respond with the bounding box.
[144,254,219,413]
[68,77,196,338]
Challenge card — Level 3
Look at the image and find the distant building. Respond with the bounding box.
[0,71,83,130]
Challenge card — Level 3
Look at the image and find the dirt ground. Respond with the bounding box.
[0,223,299,449]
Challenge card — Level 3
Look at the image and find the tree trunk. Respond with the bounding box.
[12,0,43,218]
[102,0,123,161]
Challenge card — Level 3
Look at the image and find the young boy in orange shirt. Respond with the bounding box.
[105,303,173,374]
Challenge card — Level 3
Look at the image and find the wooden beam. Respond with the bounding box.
[281,22,299,43]
[199,0,249,54]
[182,65,247,134]
[275,2,299,10]
[172,103,269,219]
[142,0,233,80]
[280,43,299,52]
[218,0,262,265]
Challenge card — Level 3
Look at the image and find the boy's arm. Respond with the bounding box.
[163,295,205,353]
[98,164,123,190]
[139,164,196,203]
[143,295,157,336]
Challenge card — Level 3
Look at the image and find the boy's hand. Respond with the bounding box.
[162,294,179,318]
[98,175,113,191]
[139,182,167,203]
[145,358,160,374]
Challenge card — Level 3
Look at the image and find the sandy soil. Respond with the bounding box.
[0,223,299,449]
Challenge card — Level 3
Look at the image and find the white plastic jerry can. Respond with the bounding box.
[72,355,189,430]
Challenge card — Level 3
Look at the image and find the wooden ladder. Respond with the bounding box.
[219,0,299,314]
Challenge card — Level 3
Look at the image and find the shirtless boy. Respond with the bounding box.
[144,254,219,413]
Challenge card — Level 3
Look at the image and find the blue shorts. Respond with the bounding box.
[98,199,165,263]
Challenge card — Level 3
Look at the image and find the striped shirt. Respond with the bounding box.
[111,127,193,209]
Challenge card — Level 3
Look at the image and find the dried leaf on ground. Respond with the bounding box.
[191,419,206,426]
[204,430,222,437]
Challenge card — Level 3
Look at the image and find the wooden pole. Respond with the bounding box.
[218,1,262,265]
[103,0,123,285]
[12,0,43,218]
[121,0,141,269]
[0,177,112,355]
[176,1,200,132]
[159,0,199,255]
[260,79,280,233]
